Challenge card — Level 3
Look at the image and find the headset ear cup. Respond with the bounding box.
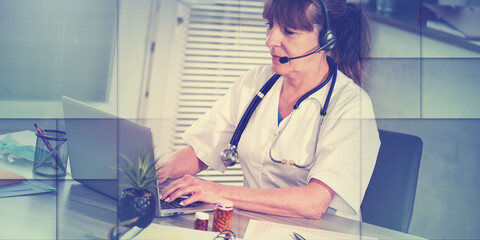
[318,30,336,51]
[323,30,336,50]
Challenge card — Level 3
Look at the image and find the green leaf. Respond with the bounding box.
[136,150,142,188]
[142,151,150,171]
[120,153,136,176]
[145,157,159,177]
[142,178,158,189]
[117,168,139,189]
[116,148,167,191]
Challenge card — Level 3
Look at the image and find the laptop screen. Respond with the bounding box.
[62,96,155,200]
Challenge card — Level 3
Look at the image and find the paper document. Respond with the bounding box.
[0,180,56,198]
[132,223,240,240]
[243,219,377,240]
[0,169,27,187]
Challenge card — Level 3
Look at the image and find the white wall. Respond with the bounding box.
[117,0,156,119]
[140,0,188,156]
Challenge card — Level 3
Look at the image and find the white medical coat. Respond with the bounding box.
[183,65,380,220]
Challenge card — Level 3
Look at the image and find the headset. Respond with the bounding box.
[279,0,337,64]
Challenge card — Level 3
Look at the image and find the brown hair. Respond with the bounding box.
[263,0,372,86]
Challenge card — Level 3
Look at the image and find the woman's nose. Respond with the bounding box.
[265,27,282,48]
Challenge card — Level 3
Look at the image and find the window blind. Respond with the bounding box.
[170,0,270,186]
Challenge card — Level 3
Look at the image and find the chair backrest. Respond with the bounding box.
[361,129,423,233]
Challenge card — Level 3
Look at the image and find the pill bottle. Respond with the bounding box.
[194,212,209,231]
[212,199,233,232]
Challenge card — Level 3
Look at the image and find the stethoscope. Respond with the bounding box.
[220,56,337,168]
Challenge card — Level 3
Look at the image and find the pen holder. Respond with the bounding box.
[33,130,68,177]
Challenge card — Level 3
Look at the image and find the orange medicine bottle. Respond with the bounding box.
[212,199,233,232]
[194,212,209,231]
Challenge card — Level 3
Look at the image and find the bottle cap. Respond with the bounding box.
[216,199,233,211]
[195,212,209,220]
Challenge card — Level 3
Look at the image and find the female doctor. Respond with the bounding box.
[158,0,380,220]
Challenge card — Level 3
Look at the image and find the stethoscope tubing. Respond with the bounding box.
[222,56,337,168]
[269,99,325,168]
[229,74,281,145]
[321,67,336,116]
[268,59,337,168]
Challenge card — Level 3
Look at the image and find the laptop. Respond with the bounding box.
[62,96,214,217]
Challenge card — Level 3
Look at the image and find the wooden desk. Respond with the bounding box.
[0,180,424,240]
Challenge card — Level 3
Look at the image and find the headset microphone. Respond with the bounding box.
[279,56,290,64]
[279,38,335,64]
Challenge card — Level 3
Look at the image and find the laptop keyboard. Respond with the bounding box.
[160,196,196,209]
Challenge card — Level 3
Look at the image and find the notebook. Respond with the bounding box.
[0,169,27,187]
[62,96,214,217]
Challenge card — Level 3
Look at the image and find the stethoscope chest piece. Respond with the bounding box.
[220,144,238,167]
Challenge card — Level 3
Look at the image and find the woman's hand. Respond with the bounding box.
[155,147,209,185]
[156,161,170,185]
[160,174,222,206]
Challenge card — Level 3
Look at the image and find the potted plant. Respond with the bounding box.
[116,150,163,228]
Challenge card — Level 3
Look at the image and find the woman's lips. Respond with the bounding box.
[271,55,280,61]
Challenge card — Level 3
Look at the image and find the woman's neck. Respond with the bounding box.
[278,55,330,119]
[281,56,330,99]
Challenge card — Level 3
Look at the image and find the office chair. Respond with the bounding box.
[361,129,423,233]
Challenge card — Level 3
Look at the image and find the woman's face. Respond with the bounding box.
[265,20,321,76]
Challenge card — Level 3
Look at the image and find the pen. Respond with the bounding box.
[293,232,306,240]
[34,123,65,171]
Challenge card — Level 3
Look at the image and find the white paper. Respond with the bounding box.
[132,223,242,240]
[243,219,377,240]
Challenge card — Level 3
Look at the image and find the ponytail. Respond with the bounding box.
[330,3,372,86]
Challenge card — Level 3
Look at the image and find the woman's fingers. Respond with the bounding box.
[179,192,202,206]
[160,174,220,205]
[160,174,196,200]
[165,185,196,203]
